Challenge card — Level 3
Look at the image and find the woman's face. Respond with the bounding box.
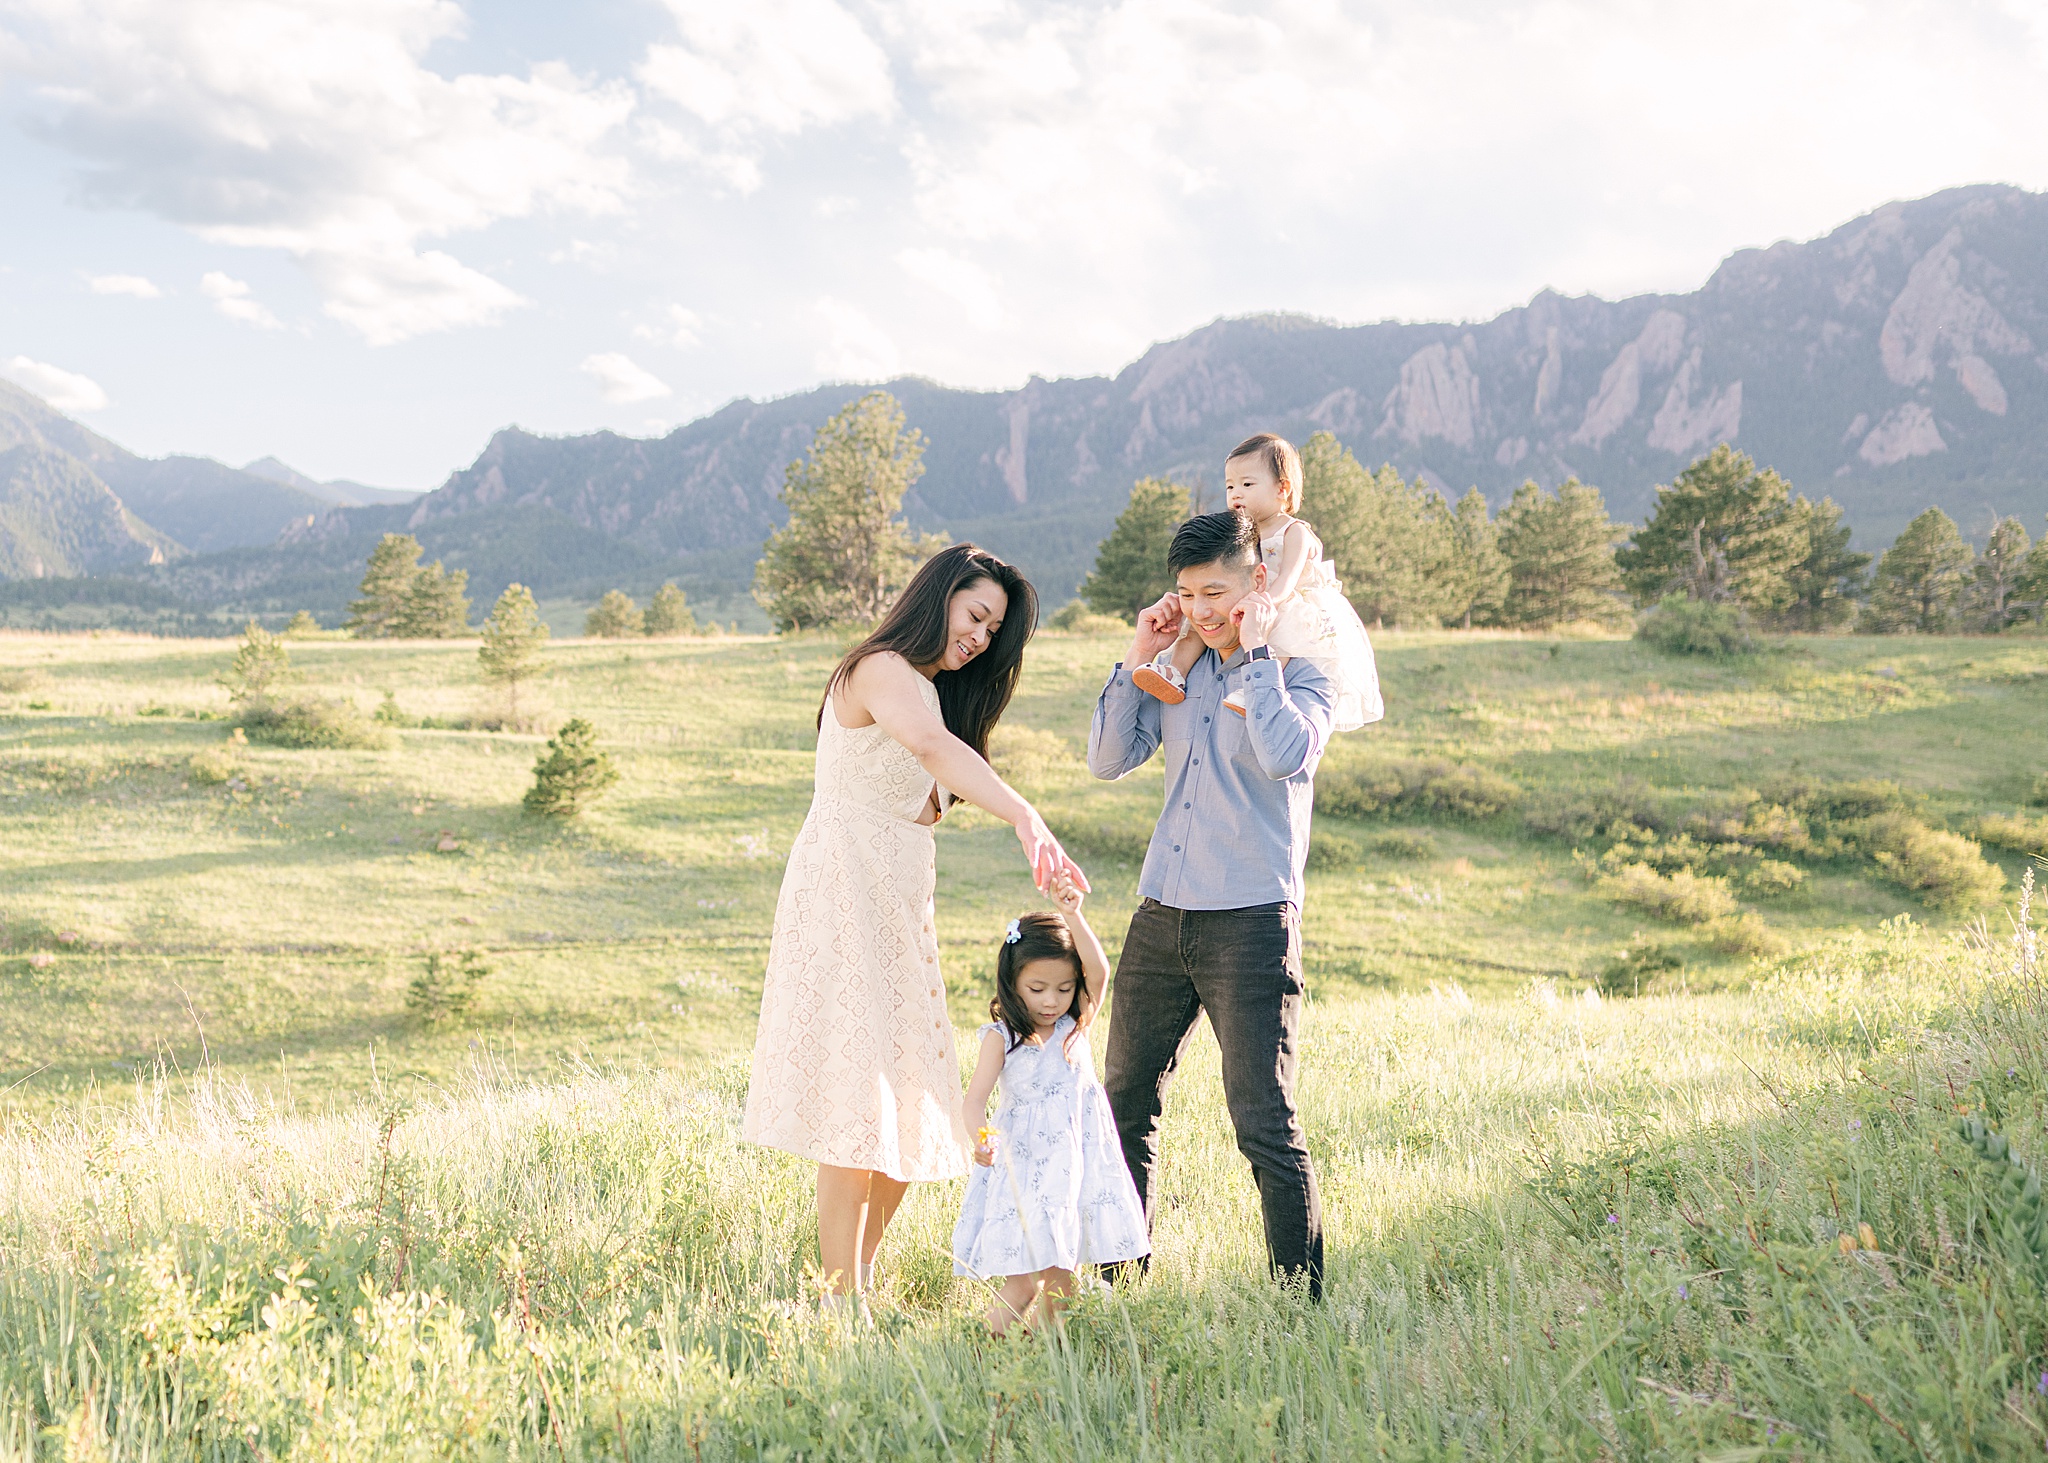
[936,576,1008,672]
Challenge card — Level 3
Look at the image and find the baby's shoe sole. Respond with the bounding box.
[1132,665,1187,704]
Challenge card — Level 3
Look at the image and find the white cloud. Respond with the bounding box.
[580,351,672,402]
[897,248,1006,329]
[201,272,283,330]
[633,304,702,348]
[7,0,634,345]
[2,356,109,412]
[813,297,899,380]
[87,273,161,298]
[638,0,893,190]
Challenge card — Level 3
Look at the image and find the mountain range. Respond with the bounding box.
[4,182,2045,620]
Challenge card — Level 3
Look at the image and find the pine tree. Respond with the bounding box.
[1865,508,1974,633]
[1615,446,1806,615]
[753,391,942,630]
[1082,478,1192,621]
[283,610,321,638]
[1966,516,2033,632]
[1301,433,1456,629]
[585,590,644,638]
[1442,487,1509,629]
[524,718,620,816]
[218,619,293,702]
[2017,523,2048,625]
[346,534,424,637]
[392,561,471,638]
[1776,496,1870,630]
[644,581,696,637]
[1495,479,1626,628]
[478,583,549,721]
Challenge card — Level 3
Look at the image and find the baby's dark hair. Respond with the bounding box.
[992,912,1085,1053]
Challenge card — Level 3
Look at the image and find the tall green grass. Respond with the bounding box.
[5,894,2047,1458]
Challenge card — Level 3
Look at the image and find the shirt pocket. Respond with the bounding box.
[1160,698,1195,748]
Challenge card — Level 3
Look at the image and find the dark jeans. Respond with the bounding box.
[1103,898,1324,1299]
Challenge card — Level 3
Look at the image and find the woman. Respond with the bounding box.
[742,544,1088,1310]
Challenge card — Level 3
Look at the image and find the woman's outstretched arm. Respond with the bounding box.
[841,651,1088,892]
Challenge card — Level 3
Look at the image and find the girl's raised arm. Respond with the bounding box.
[1266,518,1315,602]
[1051,876,1110,1030]
[961,1028,1007,1164]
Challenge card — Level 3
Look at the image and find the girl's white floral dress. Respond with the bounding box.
[951,1016,1152,1278]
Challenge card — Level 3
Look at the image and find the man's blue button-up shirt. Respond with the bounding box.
[1086,647,1333,911]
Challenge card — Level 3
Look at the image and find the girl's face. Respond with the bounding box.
[1224,454,1289,523]
[1014,957,1078,1032]
[936,577,1008,672]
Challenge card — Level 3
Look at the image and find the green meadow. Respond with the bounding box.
[4,625,2048,1457]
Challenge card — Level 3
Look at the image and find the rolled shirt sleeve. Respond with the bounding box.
[1088,663,1162,781]
[1241,656,1332,782]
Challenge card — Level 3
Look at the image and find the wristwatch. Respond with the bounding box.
[1245,645,1275,662]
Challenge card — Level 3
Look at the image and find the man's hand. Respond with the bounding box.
[1128,592,1182,667]
[1233,590,1278,651]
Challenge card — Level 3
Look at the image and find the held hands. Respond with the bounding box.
[1016,810,1091,895]
[1048,869,1085,916]
[973,1127,997,1167]
[1231,590,1278,650]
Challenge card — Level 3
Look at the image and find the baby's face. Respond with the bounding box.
[1224,455,1288,522]
[1015,958,1078,1031]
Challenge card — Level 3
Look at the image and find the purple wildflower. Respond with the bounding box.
[1677,1284,1689,1300]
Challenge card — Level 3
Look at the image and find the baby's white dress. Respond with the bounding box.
[1261,523,1384,733]
[951,1017,1151,1278]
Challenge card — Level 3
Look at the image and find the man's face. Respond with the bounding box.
[1175,557,1267,655]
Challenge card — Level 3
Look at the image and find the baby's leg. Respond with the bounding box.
[986,1274,1040,1336]
[1167,627,1201,678]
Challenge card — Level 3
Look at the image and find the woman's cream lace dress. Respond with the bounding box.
[742,674,970,1182]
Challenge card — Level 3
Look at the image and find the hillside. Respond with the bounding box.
[349,183,2048,603]
[7,183,2044,615]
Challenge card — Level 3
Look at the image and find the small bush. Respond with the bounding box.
[990,725,1078,783]
[188,746,239,785]
[1597,940,1680,996]
[1596,863,1738,925]
[1742,858,1808,896]
[2030,773,2048,808]
[0,668,39,694]
[1048,600,1131,634]
[282,611,322,637]
[525,718,620,816]
[1307,828,1360,868]
[1366,829,1439,861]
[1705,911,1790,960]
[1859,813,2004,910]
[1317,757,1521,822]
[1636,594,1754,657]
[1523,779,1669,842]
[374,691,415,727]
[1976,812,2048,860]
[405,948,493,1022]
[242,695,395,751]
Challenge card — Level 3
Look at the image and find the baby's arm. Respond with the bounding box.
[962,1029,1006,1164]
[1050,875,1111,1029]
[1265,519,1316,603]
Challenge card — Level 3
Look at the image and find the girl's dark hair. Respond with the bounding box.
[992,912,1084,1054]
[822,543,1038,760]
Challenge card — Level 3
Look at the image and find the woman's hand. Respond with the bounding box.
[1016,809,1090,894]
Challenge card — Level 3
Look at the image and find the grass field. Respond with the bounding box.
[4,625,2048,1457]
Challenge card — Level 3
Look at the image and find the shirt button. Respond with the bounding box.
[1173,844,1181,852]
[1183,801,1191,809]
[1203,716,1211,723]
[1191,758,1199,766]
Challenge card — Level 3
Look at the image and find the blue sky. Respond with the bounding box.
[2,0,2045,491]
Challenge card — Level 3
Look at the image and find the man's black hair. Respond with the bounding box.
[1167,510,1260,575]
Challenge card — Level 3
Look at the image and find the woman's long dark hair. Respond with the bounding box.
[992,912,1084,1055]
[822,543,1037,760]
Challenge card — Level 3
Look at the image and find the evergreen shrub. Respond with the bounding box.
[525,719,619,816]
[1635,594,1754,657]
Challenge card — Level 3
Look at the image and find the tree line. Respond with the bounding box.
[1083,436,2048,634]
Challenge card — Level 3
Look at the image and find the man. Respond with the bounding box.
[1087,509,1335,1299]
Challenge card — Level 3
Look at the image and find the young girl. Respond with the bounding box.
[951,877,1149,1334]
[1131,432,1383,733]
